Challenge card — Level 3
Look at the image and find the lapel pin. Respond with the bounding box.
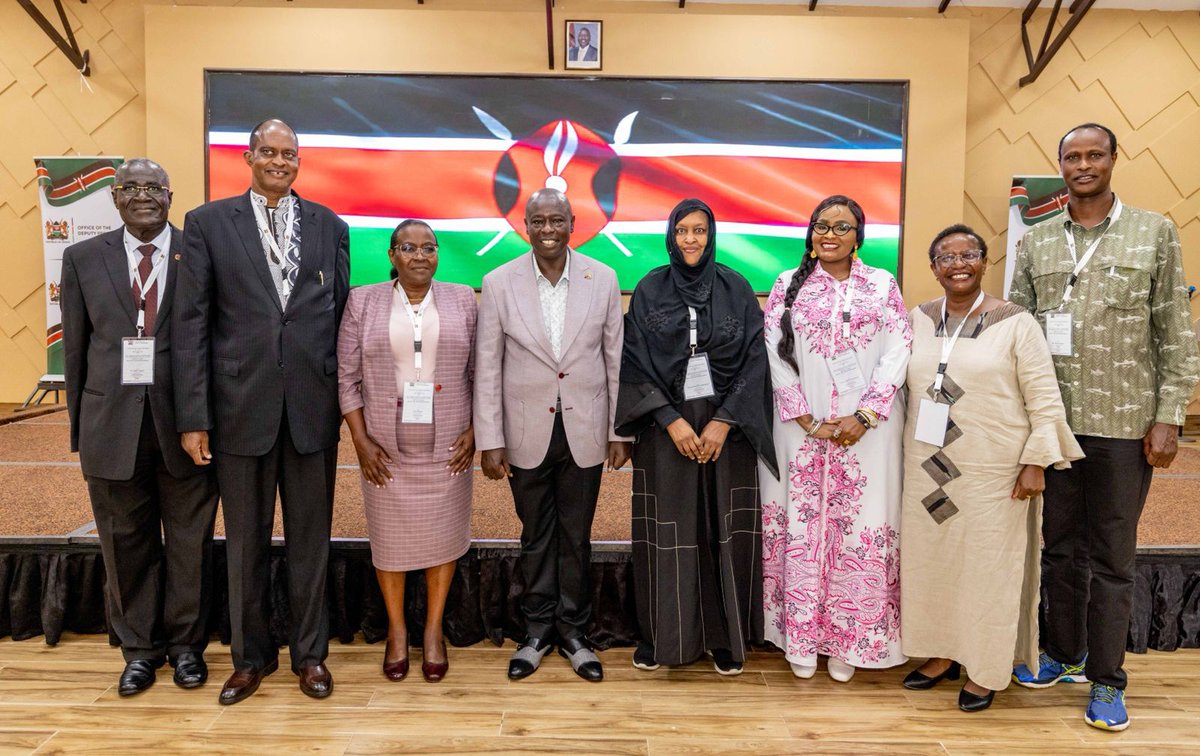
[174,254,181,260]
[584,271,593,280]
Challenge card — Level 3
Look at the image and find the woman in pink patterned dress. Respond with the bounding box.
[760,195,912,682]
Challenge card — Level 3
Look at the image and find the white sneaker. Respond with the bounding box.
[790,662,816,679]
[827,657,855,682]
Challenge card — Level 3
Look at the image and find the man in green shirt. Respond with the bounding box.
[1009,123,1200,732]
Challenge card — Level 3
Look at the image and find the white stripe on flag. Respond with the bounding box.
[340,215,899,239]
[210,131,899,162]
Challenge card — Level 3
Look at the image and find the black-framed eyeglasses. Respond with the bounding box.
[393,243,439,257]
[811,221,857,237]
[114,184,167,197]
[933,251,983,267]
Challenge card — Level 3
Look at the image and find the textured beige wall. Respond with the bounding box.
[1,1,1199,402]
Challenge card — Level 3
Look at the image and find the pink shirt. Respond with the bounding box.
[389,284,439,388]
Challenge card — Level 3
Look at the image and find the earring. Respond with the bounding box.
[809,249,817,258]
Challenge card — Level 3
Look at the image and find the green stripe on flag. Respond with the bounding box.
[349,228,898,292]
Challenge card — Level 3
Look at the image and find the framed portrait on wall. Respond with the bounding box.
[565,20,602,70]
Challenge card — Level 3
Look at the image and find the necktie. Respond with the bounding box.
[134,243,157,335]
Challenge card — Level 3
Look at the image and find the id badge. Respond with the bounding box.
[683,353,716,400]
[401,381,434,424]
[121,337,155,385]
[914,398,950,447]
[827,351,866,393]
[1045,312,1073,356]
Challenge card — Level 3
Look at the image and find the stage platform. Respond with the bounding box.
[1,408,1197,655]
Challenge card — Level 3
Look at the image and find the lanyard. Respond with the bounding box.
[1059,198,1123,309]
[252,201,296,266]
[830,275,857,343]
[399,285,432,380]
[687,306,699,355]
[132,249,167,334]
[934,290,986,393]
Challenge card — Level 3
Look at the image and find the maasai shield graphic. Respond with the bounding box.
[492,119,620,247]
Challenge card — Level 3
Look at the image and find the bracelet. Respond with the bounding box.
[804,417,821,436]
[853,409,878,429]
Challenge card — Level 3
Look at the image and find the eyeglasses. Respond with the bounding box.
[932,251,984,267]
[114,184,167,197]
[393,243,438,257]
[811,221,857,237]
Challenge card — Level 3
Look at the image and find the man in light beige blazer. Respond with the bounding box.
[475,189,629,682]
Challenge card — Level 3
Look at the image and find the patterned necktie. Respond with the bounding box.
[134,243,157,335]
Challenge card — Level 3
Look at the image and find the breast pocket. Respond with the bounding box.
[1100,264,1152,311]
[1032,271,1070,313]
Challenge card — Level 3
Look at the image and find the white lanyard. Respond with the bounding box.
[400,285,432,380]
[829,275,857,343]
[687,306,699,355]
[131,250,167,334]
[1059,198,1122,309]
[252,201,296,266]
[934,290,986,393]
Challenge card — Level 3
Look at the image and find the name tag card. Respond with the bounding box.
[827,351,867,393]
[683,353,716,400]
[401,381,434,424]
[914,398,950,447]
[1045,312,1073,356]
[121,337,155,385]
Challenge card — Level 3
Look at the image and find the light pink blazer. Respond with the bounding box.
[338,280,476,461]
[474,250,626,470]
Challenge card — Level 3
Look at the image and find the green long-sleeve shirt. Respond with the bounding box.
[1009,197,1200,439]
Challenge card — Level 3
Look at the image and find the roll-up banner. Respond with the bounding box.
[35,156,124,378]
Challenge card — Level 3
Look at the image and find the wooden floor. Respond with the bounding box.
[0,635,1197,754]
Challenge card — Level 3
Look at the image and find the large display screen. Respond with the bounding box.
[206,72,907,291]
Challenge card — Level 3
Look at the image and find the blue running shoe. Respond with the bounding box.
[1012,652,1088,688]
[1085,684,1129,731]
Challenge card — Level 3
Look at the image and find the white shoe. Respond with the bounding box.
[790,662,816,679]
[827,657,855,682]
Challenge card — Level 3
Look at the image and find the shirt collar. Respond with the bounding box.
[250,188,295,210]
[810,255,865,285]
[1064,194,1122,231]
[533,249,571,285]
[123,224,171,258]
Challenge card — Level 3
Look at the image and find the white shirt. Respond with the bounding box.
[533,250,571,361]
[123,225,170,309]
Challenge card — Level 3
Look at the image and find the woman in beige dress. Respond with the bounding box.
[900,224,1082,711]
[338,220,477,683]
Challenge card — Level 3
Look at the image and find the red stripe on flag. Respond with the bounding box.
[209,145,901,225]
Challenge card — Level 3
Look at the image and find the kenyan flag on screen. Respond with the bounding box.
[207,73,906,292]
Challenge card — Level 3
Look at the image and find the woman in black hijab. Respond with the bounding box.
[615,198,778,675]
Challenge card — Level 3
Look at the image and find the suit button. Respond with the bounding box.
[558,372,565,379]
[278,361,284,367]
[549,407,556,414]
[135,395,144,403]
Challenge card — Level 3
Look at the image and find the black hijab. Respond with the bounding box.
[615,199,778,479]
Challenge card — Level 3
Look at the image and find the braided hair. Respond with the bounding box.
[776,195,866,373]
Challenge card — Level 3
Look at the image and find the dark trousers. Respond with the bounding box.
[1041,434,1153,689]
[86,401,218,663]
[508,413,603,643]
[214,413,337,673]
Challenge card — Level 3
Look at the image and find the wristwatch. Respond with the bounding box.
[853,409,878,429]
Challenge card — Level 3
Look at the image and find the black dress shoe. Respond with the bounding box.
[558,637,603,682]
[958,684,995,712]
[171,652,208,689]
[903,660,962,690]
[218,659,278,705]
[298,662,333,699]
[508,636,554,680]
[118,658,164,697]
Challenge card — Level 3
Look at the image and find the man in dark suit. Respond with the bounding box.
[173,119,350,705]
[61,158,219,697]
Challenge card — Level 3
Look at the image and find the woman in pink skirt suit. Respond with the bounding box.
[337,220,477,683]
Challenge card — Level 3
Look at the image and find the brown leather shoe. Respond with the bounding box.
[298,662,333,699]
[218,659,278,705]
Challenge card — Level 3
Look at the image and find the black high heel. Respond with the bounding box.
[958,684,995,712]
[902,660,962,690]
